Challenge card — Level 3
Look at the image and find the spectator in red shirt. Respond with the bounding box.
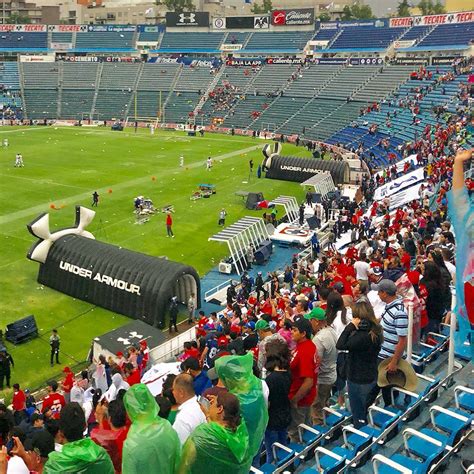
[12,383,26,425]
[62,367,74,403]
[91,399,129,473]
[41,380,66,420]
[288,318,316,442]
[123,363,141,387]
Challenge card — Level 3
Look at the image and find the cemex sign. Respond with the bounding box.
[166,12,210,27]
[272,8,314,26]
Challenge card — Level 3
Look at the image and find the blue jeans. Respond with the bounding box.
[347,380,376,428]
[264,429,288,464]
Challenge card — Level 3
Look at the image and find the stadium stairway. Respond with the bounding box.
[250,330,473,474]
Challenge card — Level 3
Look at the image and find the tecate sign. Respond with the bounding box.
[272,8,314,26]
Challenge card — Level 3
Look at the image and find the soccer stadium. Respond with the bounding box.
[0,4,472,473]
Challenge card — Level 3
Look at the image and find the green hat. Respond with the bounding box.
[304,307,326,321]
[255,319,270,331]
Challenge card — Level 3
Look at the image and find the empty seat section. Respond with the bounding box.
[159,32,224,51]
[330,26,403,50]
[318,66,378,100]
[164,92,198,123]
[0,32,47,50]
[244,31,312,51]
[418,23,474,47]
[285,65,341,98]
[174,66,214,92]
[75,32,135,51]
[22,63,58,119]
[60,62,99,119]
[252,96,307,131]
[252,64,297,94]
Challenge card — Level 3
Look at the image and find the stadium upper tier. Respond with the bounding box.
[0,16,472,53]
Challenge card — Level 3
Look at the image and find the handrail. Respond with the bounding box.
[204,278,232,301]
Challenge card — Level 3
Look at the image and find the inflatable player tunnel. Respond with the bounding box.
[263,155,349,185]
[27,206,200,328]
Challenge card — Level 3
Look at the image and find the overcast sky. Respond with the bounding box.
[364,0,400,17]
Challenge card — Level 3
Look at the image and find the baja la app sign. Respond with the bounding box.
[271,8,314,26]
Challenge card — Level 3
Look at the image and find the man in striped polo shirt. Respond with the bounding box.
[367,279,408,407]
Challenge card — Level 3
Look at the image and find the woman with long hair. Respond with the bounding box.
[420,260,445,336]
[262,339,291,464]
[336,301,382,428]
[427,249,452,312]
[326,291,352,409]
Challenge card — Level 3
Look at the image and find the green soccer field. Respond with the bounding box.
[0,125,308,395]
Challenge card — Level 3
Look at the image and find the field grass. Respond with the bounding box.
[0,125,309,395]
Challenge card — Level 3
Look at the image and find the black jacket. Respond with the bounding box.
[336,322,381,384]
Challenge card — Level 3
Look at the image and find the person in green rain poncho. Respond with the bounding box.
[122,383,181,474]
[214,352,269,458]
[43,402,114,474]
[178,392,250,474]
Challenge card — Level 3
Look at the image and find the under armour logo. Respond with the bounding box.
[179,13,195,23]
[27,206,95,264]
[117,331,143,346]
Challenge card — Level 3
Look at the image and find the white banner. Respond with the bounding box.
[213,17,226,29]
[389,183,423,210]
[374,168,424,201]
[394,154,417,173]
[51,42,72,50]
[393,39,416,49]
[220,43,243,51]
[20,55,55,62]
[390,10,473,27]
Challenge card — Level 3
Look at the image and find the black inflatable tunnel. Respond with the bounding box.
[265,155,349,185]
[37,234,200,329]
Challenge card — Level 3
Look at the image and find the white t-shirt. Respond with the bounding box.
[332,308,353,339]
[354,261,370,281]
[173,396,206,445]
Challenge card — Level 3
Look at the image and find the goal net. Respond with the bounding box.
[124,116,160,129]
[80,112,102,124]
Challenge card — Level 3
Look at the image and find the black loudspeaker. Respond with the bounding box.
[5,315,38,345]
[254,240,273,265]
[306,216,321,230]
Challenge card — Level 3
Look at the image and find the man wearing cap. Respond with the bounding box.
[181,357,212,396]
[288,318,316,442]
[242,321,258,351]
[367,279,408,407]
[305,308,337,425]
[255,319,287,371]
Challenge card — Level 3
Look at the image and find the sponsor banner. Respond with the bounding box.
[19,55,55,62]
[313,57,348,65]
[254,16,270,29]
[393,39,416,49]
[87,25,136,32]
[390,10,474,27]
[48,25,87,32]
[149,56,221,68]
[62,56,140,63]
[432,56,463,65]
[374,168,424,201]
[266,57,304,65]
[213,17,226,29]
[350,57,384,65]
[389,183,423,210]
[166,12,209,27]
[272,8,314,26]
[137,25,160,33]
[393,57,426,64]
[51,42,73,50]
[320,20,385,29]
[225,58,264,66]
[0,24,47,32]
[395,154,417,172]
[220,44,243,51]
